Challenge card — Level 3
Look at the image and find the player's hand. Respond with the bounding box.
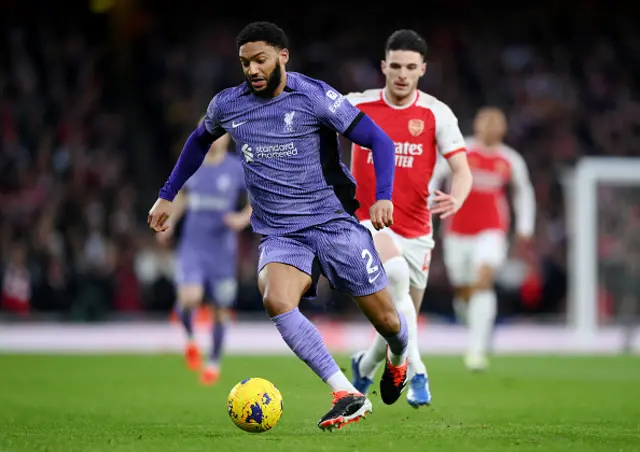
[223,212,249,231]
[430,190,460,219]
[155,228,174,247]
[370,199,394,230]
[148,198,172,232]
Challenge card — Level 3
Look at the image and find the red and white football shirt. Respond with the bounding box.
[431,137,535,236]
[347,89,466,238]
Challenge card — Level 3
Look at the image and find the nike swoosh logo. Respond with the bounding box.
[369,273,380,283]
[232,121,247,128]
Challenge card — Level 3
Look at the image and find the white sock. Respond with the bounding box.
[400,292,427,378]
[326,370,359,393]
[360,334,386,379]
[467,290,497,357]
[360,256,423,377]
[453,295,469,324]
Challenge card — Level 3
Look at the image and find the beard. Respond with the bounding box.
[247,63,283,98]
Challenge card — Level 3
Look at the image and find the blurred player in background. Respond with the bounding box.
[156,132,251,385]
[149,22,411,430]
[347,30,472,407]
[430,107,535,371]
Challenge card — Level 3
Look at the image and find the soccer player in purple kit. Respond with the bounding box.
[148,22,409,430]
[156,132,250,385]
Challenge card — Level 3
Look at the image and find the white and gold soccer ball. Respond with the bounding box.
[227,377,283,433]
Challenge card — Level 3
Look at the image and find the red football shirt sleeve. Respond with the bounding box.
[432,101,466,159]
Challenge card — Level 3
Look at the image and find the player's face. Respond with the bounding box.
[239,41,289,98]
[381,50,426,100]
[474,108,507,145]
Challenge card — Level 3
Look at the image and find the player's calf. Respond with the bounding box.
[355,288,402,336]
[453,286,472,324]
[210,307,230,362]
[261,263,361,395]
[354,290,409,404]
[204,307,228,379]
[379,320,409,405]
[466,264,498,371]
[177,285,205,370]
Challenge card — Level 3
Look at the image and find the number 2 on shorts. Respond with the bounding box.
[361,249,379,275]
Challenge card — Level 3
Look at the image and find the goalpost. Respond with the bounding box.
[567,157,640,349]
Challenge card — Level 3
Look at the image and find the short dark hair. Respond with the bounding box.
[385,29,427,59]
[236,22,289,50]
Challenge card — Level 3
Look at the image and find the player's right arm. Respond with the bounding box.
[148,95,226,232]
[428,155,450,195]
[431,152,472,219]
[344,115,396,228]
[429,104,472,219]
[508,150,536,259]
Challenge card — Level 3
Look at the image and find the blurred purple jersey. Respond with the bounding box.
[204,72,363,236]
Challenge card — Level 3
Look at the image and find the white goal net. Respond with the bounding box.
[566,157,640,352]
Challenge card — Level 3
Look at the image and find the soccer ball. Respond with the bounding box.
[227,377,283,433]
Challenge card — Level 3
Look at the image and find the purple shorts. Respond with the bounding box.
[257,218,388,299]
[176,253,237,308]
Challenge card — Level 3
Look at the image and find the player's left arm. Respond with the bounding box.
[430,103,473,219]
[158,101,226,202]
[509,152,536,241]
[224,203,253,231]
[314,84,395,229]
[149,96,226,232]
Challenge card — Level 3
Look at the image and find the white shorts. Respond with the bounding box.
[442,230,508,287]
[360,220,435,289]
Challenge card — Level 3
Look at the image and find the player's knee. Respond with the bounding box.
[383,256,410,290]
[262,293,298,318]
[258,263,310,317]
[365,293,401,335]
[214,307,230,323]
[374,309,401,336]
[178,286,203,309]
[455,286,473,302]
[473,264,496,290]
[179,296,200,310]
[373,233,401,263]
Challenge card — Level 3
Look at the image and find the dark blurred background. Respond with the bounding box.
[1,0,639,323]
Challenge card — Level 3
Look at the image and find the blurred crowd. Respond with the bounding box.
[1,2,638,321]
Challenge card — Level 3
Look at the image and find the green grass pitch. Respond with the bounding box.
[0,354,639,451]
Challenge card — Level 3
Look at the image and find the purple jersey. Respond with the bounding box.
[178,154,245,263]
[204,72,363,236]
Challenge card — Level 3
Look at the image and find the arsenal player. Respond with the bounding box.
[346,29,473,406]
[430,107,536,371]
